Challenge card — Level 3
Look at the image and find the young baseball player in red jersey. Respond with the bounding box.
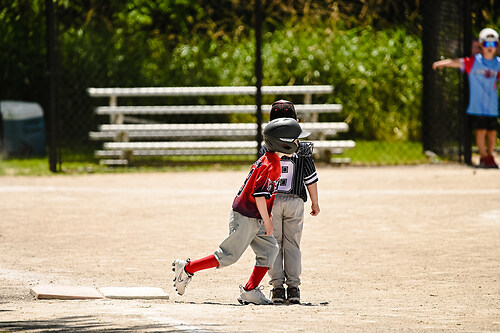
[259,100,320,304]
[172,118,310,305]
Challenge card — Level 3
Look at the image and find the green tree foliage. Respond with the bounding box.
[0,0,47,103]
[1,0,498,142]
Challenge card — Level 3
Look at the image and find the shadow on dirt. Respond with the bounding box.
[0,315,210,332]
[176,300,329,307]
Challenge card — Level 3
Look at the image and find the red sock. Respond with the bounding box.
[185,254,219,274]
[244,266,269,291]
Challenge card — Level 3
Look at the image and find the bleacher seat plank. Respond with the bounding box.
[95,104,342,115]
[87,85,333,97]
[98,122,348,131]
[96,147,347,158]
[102,140,356,150]
[89,122,349,140]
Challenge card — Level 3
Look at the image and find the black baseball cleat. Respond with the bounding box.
[287,286,300,304]
[271,287,286,304]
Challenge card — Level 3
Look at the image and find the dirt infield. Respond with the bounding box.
[0,164,499,332]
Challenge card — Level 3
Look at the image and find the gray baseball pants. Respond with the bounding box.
[268,194,304,288]
[214,210,279,268]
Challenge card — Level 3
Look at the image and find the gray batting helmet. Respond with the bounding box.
[263,118,310,154]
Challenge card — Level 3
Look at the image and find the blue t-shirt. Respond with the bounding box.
[461,53,500,117]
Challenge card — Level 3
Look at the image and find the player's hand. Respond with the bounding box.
[310,203,320,216]
[263,218,273,236]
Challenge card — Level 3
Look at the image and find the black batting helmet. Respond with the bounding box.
[263,118,310,154]
[270,99,297,121]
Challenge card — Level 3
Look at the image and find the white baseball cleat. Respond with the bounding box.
[172,259,193,295]
[237,285,272,305]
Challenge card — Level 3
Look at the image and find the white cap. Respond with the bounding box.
[479,28,499,43]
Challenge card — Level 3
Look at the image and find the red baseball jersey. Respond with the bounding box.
[232,151,281,219]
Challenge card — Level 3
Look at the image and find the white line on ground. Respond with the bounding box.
[321,189,500,196]
[1,185,500,196]
[480,210,500,224]
[0,185,234,196]
[118,306,211,333]
[0,267,64,285]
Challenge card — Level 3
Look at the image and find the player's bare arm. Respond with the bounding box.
[306,182,320,216]
[255,196,273,235]
[432,58,461,70]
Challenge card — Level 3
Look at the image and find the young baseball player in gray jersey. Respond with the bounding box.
[258,99,320,304]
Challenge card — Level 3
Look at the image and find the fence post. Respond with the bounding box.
[45,0,60,173]
[422,0,466,161]
[462,0,472,165]
[255,0,263,156]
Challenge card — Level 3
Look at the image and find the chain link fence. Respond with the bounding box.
[422,0,469,163]
[3,1,495,170]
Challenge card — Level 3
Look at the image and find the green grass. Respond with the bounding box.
[0,141,432,176]
[0,153,255,176]
[342,140,430,165]
[0,156,54,176]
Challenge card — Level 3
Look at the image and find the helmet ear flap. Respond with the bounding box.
[279,141,298,154]
[264,137,273,149]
